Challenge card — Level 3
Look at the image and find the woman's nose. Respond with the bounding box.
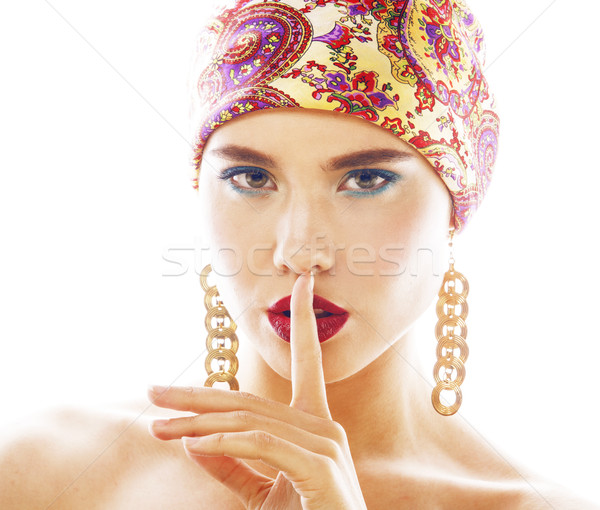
[272,200,337,275]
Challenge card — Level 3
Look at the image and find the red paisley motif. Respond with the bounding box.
[352,71,377,93]
[414,83,436,113]
[382,116,406,136]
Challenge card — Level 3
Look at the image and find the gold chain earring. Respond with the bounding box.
[199,264,239,390]
[432,228,469,416]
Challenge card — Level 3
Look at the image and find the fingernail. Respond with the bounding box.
[182,436,200,448]
[148,385,168,396]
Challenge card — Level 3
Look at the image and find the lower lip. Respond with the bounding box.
[267,312,349,343]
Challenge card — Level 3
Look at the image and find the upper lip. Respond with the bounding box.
[268,294,348,315]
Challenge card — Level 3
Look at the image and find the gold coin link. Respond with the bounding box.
[200,264,239,390]
[432,230,469,416]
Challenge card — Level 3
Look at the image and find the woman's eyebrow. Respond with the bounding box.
[208,145,414,171]
[324,149,415,171]
[208,145,279,169]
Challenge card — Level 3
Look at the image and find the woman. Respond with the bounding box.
[0,0,598,508]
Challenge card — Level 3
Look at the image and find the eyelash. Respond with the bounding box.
[218,166,401,196]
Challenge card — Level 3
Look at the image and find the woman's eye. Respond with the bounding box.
[218,167,275,193]
[218,167,399,195]
[235,170,269,189]
[340,169,399,194]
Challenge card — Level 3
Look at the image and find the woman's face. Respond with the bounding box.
[198,108,452,383]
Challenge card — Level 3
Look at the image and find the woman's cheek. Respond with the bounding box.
[204,203,252,277]
[210,242,245,278]
[374,243,411,277]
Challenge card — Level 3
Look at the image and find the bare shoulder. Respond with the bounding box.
[0,404,173,510]
[447,451,600,510]
[360,451,600,510]
[510,476,600,510]
[454,447,600,509]
[431,420,600,510]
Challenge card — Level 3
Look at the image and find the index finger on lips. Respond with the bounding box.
[289,272,331,419]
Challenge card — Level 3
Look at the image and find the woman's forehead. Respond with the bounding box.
[204,107,420,155]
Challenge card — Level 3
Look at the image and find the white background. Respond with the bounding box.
[1,0,599,504]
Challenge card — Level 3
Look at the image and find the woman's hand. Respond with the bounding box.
[148,273,368,510]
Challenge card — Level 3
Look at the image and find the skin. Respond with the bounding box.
[0,108,597,509]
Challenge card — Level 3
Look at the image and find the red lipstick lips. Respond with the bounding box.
[267,294,349,343]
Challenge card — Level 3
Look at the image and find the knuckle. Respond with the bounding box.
[213,432,227,447]
[295,351,322,364]
[238,391,260,401]
[327,420,348,444]
[324,455,337,473]
[232,409,252,427]
[190,414,204,428]
[238,391,266,407]
[323,439,344,463]
[311,453,337,476]
[252,431,273,450]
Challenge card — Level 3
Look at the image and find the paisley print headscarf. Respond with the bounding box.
[190,0,499,231]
